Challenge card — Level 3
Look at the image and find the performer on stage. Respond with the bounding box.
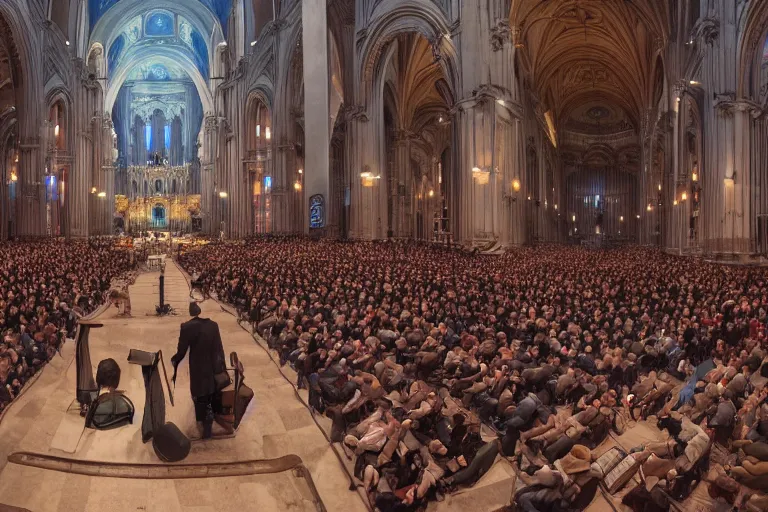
[171,302,228,439]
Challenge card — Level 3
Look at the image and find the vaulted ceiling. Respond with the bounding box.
[386,34,448,134]
[511,0,669,135]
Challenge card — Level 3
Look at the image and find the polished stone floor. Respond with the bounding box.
[0,261,367,512]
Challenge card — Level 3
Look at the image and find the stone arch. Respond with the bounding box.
[0,2,39,139]
[357,1,459,111]
[90,0,224,52]
[104,46,214,114]
[45,88,74,152]
[244,90,272,150]
[737,1,768,98]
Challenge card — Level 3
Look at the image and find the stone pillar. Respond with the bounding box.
[301,0,330,233]
[201,114,217,233]
[392,132,411,238]
[345,107,368,239]
[17,139,44,237]
[698,13,751,255]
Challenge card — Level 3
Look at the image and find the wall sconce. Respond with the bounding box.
[657,183,661,191]
[691,171,698,182]
[10,172,17,182]
[54,124,60,138]
[681,192,687,201]
[619,216,624,222]
[298,168,303,174]
[673,199,678,206]
[265,127,271,140]
[91,186,97,194]
[219,191,228,198]
[97,191,106,198]
[527,196,531,201]
[512,178,521,192]
[294,181,302,191]
[572,215,576,222]
[646,204,652,211]
[636,214,641,219]
[554,204,558,210]
[428,189,434,198]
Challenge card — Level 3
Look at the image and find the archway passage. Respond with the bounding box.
[98,5,210,236]
[244,95,273,234]
[152,203,167,228]
[511,0,667,245]
[376,32,453,241]
[0,10,21,240]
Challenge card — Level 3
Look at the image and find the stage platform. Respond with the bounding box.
[0,261,366,512]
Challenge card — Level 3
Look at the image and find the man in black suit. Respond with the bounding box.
[171,302,227,438]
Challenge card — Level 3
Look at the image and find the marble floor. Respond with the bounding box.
[0,261,367,512]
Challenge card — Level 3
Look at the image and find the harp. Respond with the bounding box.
[75,321,103,406]
[74,299,114,406]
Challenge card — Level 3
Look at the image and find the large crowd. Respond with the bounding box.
[0,239,133,411]
[180,238,768,511]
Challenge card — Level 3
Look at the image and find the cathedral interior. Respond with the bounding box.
[0,0,763,257]
[0,1,768,511]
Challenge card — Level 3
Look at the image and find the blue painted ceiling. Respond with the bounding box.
[107,14,209,81]
[89,0,231,35]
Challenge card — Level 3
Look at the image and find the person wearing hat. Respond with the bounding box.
[171,301,228,439]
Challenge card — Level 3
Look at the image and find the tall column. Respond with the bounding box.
[301,0,330,233]
[698,11,751,255]
[17,140,44,236]
[201,114,217,233]
[392,132,411,237]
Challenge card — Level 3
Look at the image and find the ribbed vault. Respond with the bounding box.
[386,34,448,135]
[511,0,669,131]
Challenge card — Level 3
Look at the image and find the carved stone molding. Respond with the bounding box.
[204,116,218,132]
[715,97,763,118]
[693,17,720,46]
[340,104,369,123]
[490,20,511,52]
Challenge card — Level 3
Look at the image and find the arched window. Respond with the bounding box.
[49,101,66,150]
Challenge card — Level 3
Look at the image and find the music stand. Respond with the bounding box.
[127,349,174,443]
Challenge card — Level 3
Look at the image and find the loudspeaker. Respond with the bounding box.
[152,422,191,462]
[191,217,202,231]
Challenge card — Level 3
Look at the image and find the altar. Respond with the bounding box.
[115,164,201,233]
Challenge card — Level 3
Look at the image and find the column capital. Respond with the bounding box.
[715,96,763,118]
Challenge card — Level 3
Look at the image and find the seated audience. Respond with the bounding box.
[0,238,132,412]
[179,237,768,509]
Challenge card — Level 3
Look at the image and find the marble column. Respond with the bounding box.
[301,0,330,233]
